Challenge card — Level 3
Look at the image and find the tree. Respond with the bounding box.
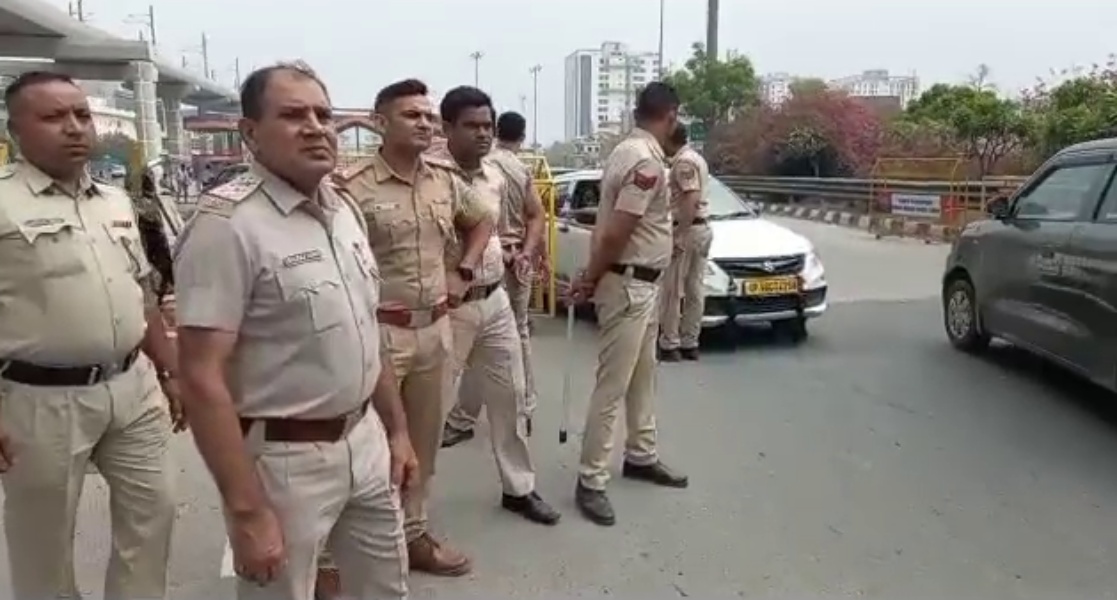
[662,42,759,132]
[789,78,828,98]
[968,64,994,91]
[902,84,1029,176]
[1023,56,1117,158]
[93,132,134,165]
[711,87,882,177]
[543,141,577,168]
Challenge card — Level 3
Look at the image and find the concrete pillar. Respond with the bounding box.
[158,83,190,159]
[128,60,163,162]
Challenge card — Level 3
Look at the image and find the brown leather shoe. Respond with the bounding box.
[407,533,471,576]
[314,566,341,600]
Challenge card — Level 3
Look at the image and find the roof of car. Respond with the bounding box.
[1060,137,1117,155]
[554,169,603,183]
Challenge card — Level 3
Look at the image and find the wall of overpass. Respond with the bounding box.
[0,0,238,162]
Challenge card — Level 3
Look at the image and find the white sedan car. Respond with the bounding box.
[552,169,828,340]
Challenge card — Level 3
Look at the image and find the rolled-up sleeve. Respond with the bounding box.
[173,213,252,332]
[615,157,662,216]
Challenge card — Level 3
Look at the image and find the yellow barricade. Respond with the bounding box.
[518,153,558,318]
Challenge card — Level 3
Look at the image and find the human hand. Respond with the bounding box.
[446,271,467,308]
[229,506,286,586]
[566,270,596,304]
[160,377,188,433]
[388,433,420,495]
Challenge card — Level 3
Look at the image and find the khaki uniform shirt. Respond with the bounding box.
[173,164,381,419]
[596,128,672,270]
[337,152,488,310]
[670,145,710,220]
[426,146,505,287]
[486,146,533,247]
[0,161,150,366]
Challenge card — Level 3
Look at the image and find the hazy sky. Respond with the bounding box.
[41,0,1117,144]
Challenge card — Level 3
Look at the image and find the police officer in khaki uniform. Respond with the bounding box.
[173,63,417,600]
[336,78,491,576]
[429,88,559,525]
[442,110,545,447]
[658,123,713,362]
[0,71,182,599]
[569,82,690,526]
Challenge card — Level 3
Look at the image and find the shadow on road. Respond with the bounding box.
[976,342,1117,431]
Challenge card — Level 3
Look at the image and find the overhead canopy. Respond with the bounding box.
[0,0,236,108]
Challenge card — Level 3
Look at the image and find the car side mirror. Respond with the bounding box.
[986,195,1011,220]
[572,207,597,226]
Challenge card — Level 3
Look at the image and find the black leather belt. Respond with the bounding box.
[609,264,662,283]
[0,346,142,387]
[673,217,707,226]
[463,281,502,302]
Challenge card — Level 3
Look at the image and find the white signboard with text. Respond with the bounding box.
[890,193,942,218]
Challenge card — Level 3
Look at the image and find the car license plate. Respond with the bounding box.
[741,276,799,297]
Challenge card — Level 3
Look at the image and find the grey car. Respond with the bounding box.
[942,137,1117,391]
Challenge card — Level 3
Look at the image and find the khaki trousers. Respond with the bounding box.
[382,318,452,542]
[659,223,713,350]
[0,355,176,600]
[238,412,407,600]
[578,272,660,491]
[444,288,535,496]
[445,267,538,430]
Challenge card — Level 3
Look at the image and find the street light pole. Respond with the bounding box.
[657,0,666,78]
[201,32,211,79]
[706,0,719,61]
[529,65,542,149]
[469,51,483,87]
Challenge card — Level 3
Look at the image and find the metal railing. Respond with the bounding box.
[718,175,1029,212]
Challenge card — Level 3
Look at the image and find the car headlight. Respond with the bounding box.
[702,260,733,295]
[800,248,826,287]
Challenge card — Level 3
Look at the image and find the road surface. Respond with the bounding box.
[3,217,1117,598]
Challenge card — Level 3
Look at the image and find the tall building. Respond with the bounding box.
[759,72,796,105]
[564,41,661,140]
[829,69,919,107]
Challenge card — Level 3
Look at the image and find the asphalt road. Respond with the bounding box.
[4,217,1117,598]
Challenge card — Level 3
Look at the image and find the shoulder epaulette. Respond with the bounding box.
[335,159,374,183]
[197,173,261,217]
[423,154,458,171]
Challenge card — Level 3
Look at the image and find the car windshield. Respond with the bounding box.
[705,176,758,220]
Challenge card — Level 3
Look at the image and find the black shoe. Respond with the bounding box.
[680,347,700,361]
[658,347,682,362]
[441,424,474,448]
[502,491,561,525]
[526,416,533,437]
[575,482,615,526]
[622,461,689,488]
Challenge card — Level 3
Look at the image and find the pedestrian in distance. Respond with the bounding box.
[0,70,183,600]
[658,123,714,362]
[334,78,493,577]
[429,89,560,526]
[441,110,547,447]
[568,82,690,527]
[173,61,417,600]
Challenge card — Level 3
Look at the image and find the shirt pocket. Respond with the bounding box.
[274,267,348,334]
[102,223,151,279]
[14,218,87,278]
[364,201,412,246]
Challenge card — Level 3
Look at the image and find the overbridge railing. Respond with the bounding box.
[718,175,1030,234]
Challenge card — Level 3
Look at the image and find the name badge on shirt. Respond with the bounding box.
[111,219,134,229]
[282,249,324,268]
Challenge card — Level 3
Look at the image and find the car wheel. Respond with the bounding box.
[773,317,808,343]
[943,276,990,352]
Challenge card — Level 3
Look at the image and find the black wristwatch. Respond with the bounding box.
[457,266,476,282]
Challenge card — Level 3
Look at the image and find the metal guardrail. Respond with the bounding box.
[718,175,1029,212]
